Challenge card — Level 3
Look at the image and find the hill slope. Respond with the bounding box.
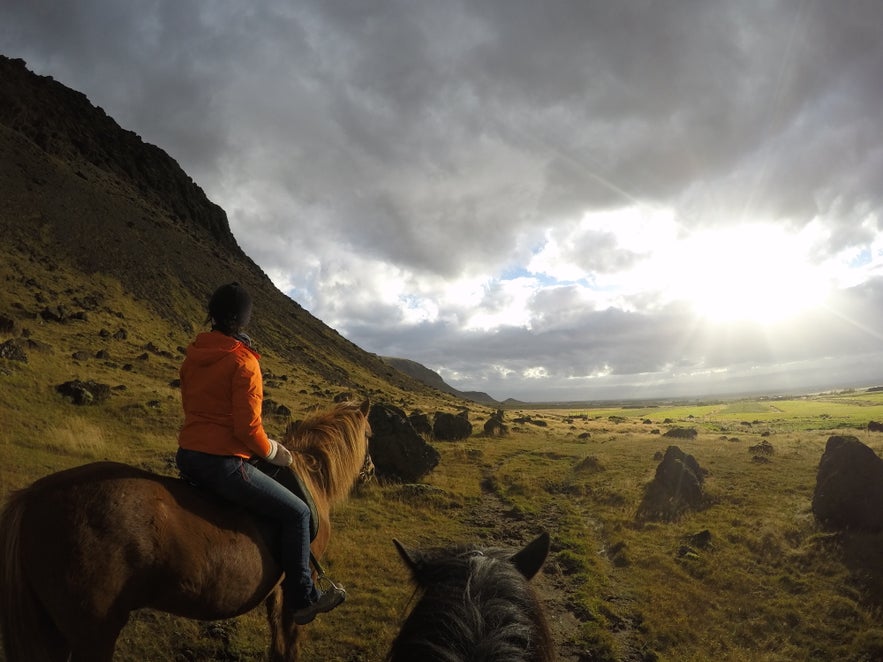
[381,356,498,404]
[0,55,462,422]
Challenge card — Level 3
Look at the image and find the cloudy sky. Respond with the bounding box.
[4,1,883,402]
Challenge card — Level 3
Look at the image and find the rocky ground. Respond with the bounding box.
[464,463,651,662]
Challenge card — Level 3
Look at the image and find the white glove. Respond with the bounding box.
[266,439,293,467]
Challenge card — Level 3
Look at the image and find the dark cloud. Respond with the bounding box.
[4,0,883,399]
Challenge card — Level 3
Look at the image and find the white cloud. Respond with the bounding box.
[5,0,883,400]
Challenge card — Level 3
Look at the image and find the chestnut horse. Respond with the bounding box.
[388,532,554,662]
[0,399,372,662]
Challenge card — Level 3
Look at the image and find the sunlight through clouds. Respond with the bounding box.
[11,0,883,400]
[655,223,832,323]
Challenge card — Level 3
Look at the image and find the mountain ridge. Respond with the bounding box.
[0,54,468,413]
[381,356,498,404]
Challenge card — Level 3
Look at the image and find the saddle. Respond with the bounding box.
[248,457,320,542]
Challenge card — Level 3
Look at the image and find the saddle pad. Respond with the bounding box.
[250,457,320,541]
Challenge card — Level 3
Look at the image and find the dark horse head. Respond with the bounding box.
[388,532,554,662]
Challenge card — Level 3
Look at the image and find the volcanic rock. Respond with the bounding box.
[813,435,883,531]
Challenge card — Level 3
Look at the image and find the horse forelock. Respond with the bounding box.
[390,550,554,662]
[283,401,369,505]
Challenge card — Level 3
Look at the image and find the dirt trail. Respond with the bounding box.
[464,464,650,662]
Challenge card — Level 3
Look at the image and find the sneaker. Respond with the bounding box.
[291,585,347,625]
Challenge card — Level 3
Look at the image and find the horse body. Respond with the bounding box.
[0,399,371,662]
[388,532,554,662]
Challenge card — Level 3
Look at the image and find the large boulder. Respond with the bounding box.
[56,379,111,405]
[483,409,509,437]
[408,410,433,436]
[636,445,705,521]
[433,410,473,441]
[368,403,440,482]
[813,435,883,531]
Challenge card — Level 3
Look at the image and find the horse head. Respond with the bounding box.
[388,532,554,662]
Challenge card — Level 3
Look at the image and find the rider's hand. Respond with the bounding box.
[266,439,293,467]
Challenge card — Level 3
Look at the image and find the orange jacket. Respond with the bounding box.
[177,331,272,459]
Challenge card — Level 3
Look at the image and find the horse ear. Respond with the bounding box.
[393,538,421,575]
[510,532,550,580]
[360,398,370,416]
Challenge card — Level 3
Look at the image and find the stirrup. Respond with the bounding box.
[315,572,345,593]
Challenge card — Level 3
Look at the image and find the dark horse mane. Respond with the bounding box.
[388,533,554,662]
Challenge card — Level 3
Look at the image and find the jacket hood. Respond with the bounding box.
[185,331,255,366]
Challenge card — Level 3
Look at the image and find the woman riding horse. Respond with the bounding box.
[175,282,346,625]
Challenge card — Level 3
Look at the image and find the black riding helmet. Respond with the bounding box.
[207,282,253,335]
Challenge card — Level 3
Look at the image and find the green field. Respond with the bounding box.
[3,384,883,660]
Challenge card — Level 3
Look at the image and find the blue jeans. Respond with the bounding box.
[176,448,317,607]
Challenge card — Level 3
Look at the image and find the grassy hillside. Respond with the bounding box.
[0,54,472,410]
[381,355,499,404]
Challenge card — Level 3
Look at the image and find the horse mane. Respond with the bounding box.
[283,400,370,506]
[388,544,554,662]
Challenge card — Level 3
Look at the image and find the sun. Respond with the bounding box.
[664,224,829,324]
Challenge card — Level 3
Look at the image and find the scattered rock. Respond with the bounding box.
[262,399,292,418]
[683,529,713,549]
[663,427,698,440]
[483,409,509,437]
[408,410,432,436]
[0,315,17,334]
[433,410,473,441]
[40,306,66,322]
[0,339,28,362]
[636,445,706,522]
[56,379,111,405]
[749,440,774,455]
[144,341,175,359]
[368,403,440,482]
[72,350,91,361]
[813,435,883,531]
